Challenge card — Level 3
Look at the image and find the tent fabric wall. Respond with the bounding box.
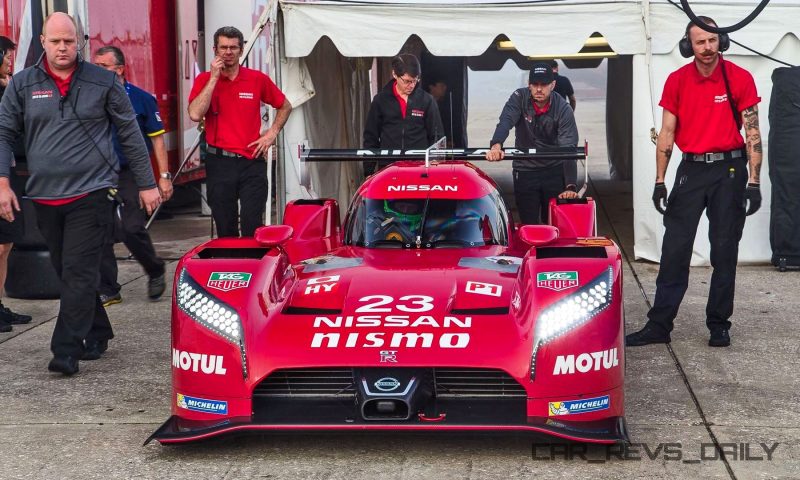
[276,0,800,264]
[278,39,371,216]
[302,37,371,217]
[606,56,633,180]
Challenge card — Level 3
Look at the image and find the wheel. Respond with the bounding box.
[6,248,60,299]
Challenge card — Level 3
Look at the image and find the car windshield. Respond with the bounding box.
[344,192,509,248]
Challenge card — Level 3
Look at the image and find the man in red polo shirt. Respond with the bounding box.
[627,16,762,348]
[188,26,292,237]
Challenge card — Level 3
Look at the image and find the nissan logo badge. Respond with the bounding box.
[374,377,401,392]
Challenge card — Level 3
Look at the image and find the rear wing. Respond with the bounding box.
[299,141,589,195]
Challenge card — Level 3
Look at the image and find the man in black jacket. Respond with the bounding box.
[487,63,579,225]
[362,54,444,176]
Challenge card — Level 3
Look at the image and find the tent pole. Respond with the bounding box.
[641,0,659,143]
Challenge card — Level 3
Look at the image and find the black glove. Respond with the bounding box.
[744,183,761,216]
[652,182,668,215]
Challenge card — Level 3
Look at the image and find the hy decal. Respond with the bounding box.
[207,272,252,292]
[537,271,579,292]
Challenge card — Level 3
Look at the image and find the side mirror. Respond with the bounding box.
[519,225,559,247]
[254,225,293,247]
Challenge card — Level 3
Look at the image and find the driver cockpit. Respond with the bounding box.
[344,192,509,248]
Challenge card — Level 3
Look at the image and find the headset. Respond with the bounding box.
[679,18,730,58]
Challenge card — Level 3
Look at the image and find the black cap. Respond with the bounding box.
[529,62,555,84]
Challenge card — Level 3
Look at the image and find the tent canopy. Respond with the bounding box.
[281,0,800,59]
[276,0,800,264]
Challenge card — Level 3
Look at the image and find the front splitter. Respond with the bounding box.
[145,415,628,445]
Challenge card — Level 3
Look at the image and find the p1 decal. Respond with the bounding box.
[207,272,252,292]
[177,393,228,415]
[548,395,610,416]
[465,281,502,297]
[537,271,579,292]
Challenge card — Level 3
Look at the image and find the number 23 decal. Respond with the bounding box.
[355,295,434,313]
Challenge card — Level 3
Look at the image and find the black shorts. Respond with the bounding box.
[0,169,25,244]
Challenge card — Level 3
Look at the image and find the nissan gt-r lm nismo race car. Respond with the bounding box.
[147,146,627,444]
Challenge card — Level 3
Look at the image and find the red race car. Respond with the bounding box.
[148,146,627,444]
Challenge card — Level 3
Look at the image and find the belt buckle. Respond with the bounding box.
[704,153,715,163]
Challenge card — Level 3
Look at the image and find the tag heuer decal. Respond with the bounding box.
[537,271,579,291]
[207,272,252,291]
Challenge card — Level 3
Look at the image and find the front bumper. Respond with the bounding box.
[146,408,628,445]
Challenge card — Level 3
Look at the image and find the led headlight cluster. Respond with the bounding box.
[176,269,247,378]
[530,267,614,380]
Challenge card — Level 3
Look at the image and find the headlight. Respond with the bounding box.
[176,268,247,378]
[530,266,613,380]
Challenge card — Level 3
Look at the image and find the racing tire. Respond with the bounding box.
[6,249,60,299]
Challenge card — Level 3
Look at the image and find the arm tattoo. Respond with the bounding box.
[749,133,762,154]
[743,107,759,130]
[742,105,762,182]
[662,147,673,158]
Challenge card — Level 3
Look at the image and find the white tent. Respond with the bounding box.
[272,0,800,265]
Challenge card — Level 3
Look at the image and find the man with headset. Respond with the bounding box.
[94,45,172,307]
[0,13,161,375]
[188,26,292,238]
[626,16,762,348]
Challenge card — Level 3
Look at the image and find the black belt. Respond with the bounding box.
[207,145,245,158]
[682,149,744,163]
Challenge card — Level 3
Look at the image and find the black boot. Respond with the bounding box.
[708,328,730,347]
[0,302,32,324]
[625,322,671,346]
[48,356,79,376]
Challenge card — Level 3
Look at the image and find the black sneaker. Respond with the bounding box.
[0,317,10,333]
[48,356,79,376]
[709,328,731,347]
[148,273,166,301]
[100,292,122,307]
[625,323,671,346]
[82,339,109,361]
[0,303,32,324]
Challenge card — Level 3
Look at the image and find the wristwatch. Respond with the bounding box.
[159,172,172,180]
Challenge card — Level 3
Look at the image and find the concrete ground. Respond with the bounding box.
[1,103,797,479]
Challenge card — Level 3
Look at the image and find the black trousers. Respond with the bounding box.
[647,158,748,333]
[34,190,114,358]
[513,166,565,225]
[99,167,165,296]
[205,152,267,237]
